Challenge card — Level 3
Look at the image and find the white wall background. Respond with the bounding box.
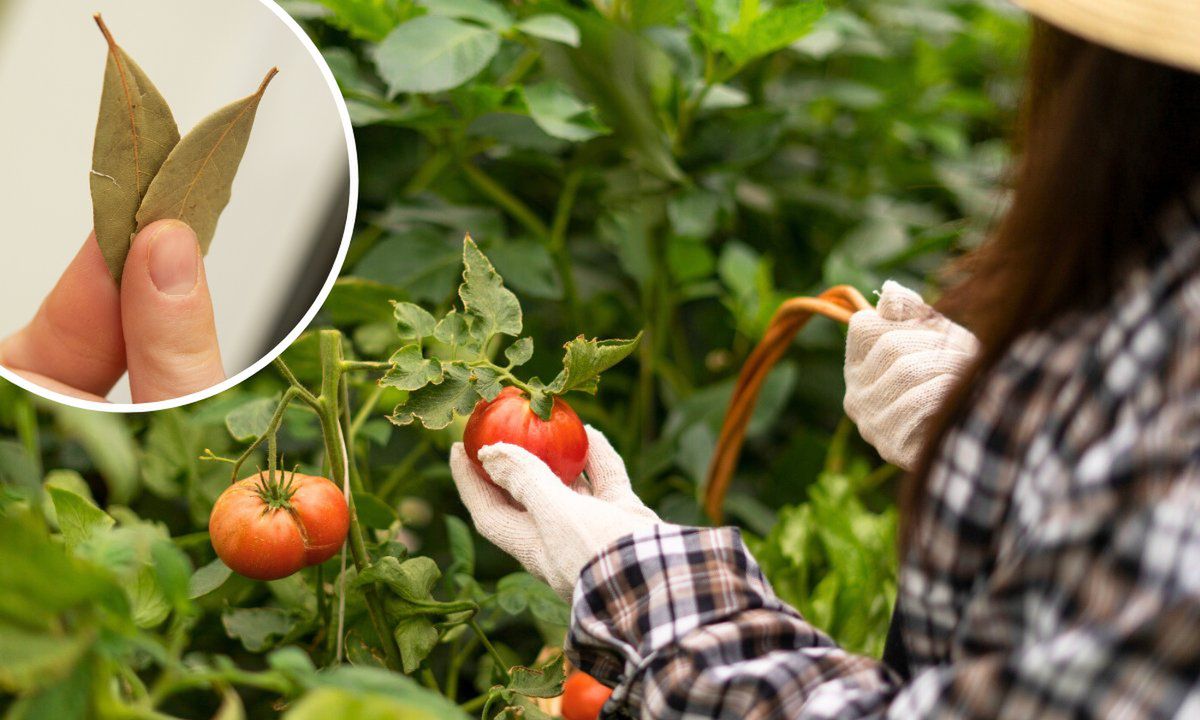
[0,0,350,402]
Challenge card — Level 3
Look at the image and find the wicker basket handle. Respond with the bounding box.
[703,285,872,523]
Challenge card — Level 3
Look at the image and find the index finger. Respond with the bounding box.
[0,234,125,397]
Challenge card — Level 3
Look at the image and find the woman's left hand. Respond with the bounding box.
[450,426,662,601]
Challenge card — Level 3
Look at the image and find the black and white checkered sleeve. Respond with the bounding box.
[565,525,900,719]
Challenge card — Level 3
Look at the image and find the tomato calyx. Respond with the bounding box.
[251,466,301,514]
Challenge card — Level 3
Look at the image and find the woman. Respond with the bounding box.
[451,0,1200,716]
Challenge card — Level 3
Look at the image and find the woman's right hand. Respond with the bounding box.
[843,281,979,470]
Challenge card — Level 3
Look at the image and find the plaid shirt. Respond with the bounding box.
[566,188,1200,719]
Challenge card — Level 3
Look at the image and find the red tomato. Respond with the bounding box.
[209,471,349,581]
[561,672,612,720]
[463,387,588,485]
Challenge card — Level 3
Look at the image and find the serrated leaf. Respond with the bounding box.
[420,0,513,30]
[504,338,533,367]
[391,302,437,341]
[354,557,441,601]
[135,68,277,253]
[224,396,279,442]
[90,16,180,284]
[521,82,610,142]
[545,334,642,395]
[460,234,522,338]
[381,346,444,392]
[515,14,579,46]
[393,616,439,673]
[389,363,481,429]
[47,487,113,550]
[373,16,500,95]
[506,653,565,698]
[433,311,479,354]
[470,365,503,401]
[222,607,296,652]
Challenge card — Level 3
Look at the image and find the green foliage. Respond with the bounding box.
[0,0,1025,716]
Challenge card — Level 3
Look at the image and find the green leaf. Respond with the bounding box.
[393,616,439,673]
[496,573,569,626]
[52,407,139,504]
[353,230,462,303]
[392,301,438,341]
[0,511,126,626]
[506,652,565,698]
[355,492,399,529]
[285,687,443,720]
[444,515,475,576]
[373,16,501,95]
[135,69,277,255]
[0,440,40,505]
[459,235,522,338]
[520,82,611,142]
[381,345,444,392]
[225,396,280,442]
[89,16,180,284]
[717,3,826,66]
[47,487,113,550]
[504,338,534,368]
[188,558,233,599]
[389,362,481,429]
[140,410,201,498]
[470,365,503,401]
[311,0,412,42]
[326,278,405,325]
[515,14,579,46]
[420,0,513,30]
[545,334,642,396]
[222,607,297,652]
[433,311,481,355]
[488,240,563,300]
[354,557,441,602]
[0,624,92,693]
[4,658,91,720]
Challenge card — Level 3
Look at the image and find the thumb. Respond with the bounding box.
[121,220,225,403]
[478,442,575,514]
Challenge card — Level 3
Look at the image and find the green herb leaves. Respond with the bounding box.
[88,16,276,283]
[135,69,278,253]
[385,235,639,427]
[89,15,180,284]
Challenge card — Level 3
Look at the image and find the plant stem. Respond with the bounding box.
[229,388,298,482]
[377,438,432,502]
[470,619,511,684]
[308,331,404,673]
[460,160,550,239]
[341,360,391,372]
[549,168,584,327]
[460,692,489,713]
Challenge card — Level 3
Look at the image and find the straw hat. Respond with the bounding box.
[1012,0,1200,75]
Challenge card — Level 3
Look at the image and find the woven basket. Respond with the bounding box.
[703,285,871,523]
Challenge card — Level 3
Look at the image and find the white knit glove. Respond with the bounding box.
[450,426,662,601]
[844,281,980,471]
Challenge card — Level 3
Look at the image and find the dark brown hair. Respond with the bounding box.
[903,19,1200,540]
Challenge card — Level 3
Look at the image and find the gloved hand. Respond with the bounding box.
[450,426,662,601]
[844,280,979,471]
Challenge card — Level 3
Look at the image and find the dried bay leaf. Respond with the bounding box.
[89,15,180,284]
[135,68,278,254]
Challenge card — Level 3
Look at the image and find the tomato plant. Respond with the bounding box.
[561,672,612,720]
[0,0,1023,717]
[464,387,589,485]
[209,470,350,580]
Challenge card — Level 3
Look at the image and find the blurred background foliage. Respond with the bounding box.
[0,0,1026,715]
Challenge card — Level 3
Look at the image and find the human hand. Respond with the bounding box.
[451,426,662,601]
[844,280,979,470]
[0,220,224,403]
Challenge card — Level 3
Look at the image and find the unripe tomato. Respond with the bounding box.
[561,672,612,720]
[463,387,588,485]
[209,471,349,581]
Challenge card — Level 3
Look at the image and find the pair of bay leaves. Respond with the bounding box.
[90,14,276,284]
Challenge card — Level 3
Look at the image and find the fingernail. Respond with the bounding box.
[148,222,199,296]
